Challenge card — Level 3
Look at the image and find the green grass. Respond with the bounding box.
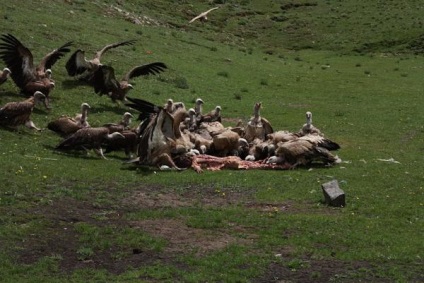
[0,0,423,282]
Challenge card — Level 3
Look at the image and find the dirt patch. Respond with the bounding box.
[130,219,255,255]
[253,253,380,283]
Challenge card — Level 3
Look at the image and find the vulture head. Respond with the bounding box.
[122,112,133,127]
[195,98,204,114]
[2,67,11,75]
[306,111,312,125]
[33,91,49,109]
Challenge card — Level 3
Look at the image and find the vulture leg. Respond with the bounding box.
[25,120,41,131]
[156,153,180,170]
[94,147,107,159]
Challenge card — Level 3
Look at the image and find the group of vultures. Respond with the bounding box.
[0,33,341,173]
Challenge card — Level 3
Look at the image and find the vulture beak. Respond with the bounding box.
[128,84,134,89]
[4,67,11,74]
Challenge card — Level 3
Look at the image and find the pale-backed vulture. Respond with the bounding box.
[0,91,47,131]
[209,129,249,157]
[125,97,182,169]
[47,103,91,136]
[244,102,274,142]
[267,130,300,144]
[298,111,322,136]
[65,39,136,79]
[55,126,125,159]
[268,134,341,168]
[91,63,167,103]
[0,34,72,102]
[0,67,11,85]
[189,7,220,23]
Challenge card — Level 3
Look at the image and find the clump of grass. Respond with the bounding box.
[210,46,218,52]
[77,246,94,261]
[260,78,268,86]
[234,93,242,100]
[400,73,408,77]
[217,71,229,78]
[364,70,371,75]
[355,63,362,67]
[240,87,249,93]
[174,77,189,89]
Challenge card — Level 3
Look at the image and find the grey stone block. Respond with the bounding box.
[321,180,345,207]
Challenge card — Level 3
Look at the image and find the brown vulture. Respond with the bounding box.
[55,126,125,159]
[0,34,72,104]
[298,111,323,136]
[0,67,11,85]
[0,91,48,131]
[189,7,220,23]
[200,105,222,123]
[164,98,185,114]
[104,129,139,159]
[102,112,133,133]
[244,102,274,142]
[90,62,167,103]
[267,134,341,168]
[65,39,136,79]
[47,103,91,136]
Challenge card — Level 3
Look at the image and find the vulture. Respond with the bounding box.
[244,138,275,161]
[47,103,91,136]
[104,129,139,159]
[125,96,183,169]
[244,102,274,142]
[165,98,185,114]
[200,105,222,123]
[0,33,72,102]
[194,98,204,123]
[91,63,167,103]
[268,134,341,168]
[267,130,300,145]
[298,111,322,136]
[0,67,11,85]
[55,126,125,159]
[209,129,249,157]
[65,39,136,79]
[0,91,47,131]
[189,7,220,23]
[103,112,133,133]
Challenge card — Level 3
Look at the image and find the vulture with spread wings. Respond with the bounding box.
[65,39,136,79]
[91,62,167,103]
[0,33,72,100]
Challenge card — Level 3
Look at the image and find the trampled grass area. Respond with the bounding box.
[0,0,423,282]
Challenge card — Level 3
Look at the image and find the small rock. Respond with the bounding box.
[321,179,345,207]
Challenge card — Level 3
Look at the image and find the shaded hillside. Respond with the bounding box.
[105,0,424,55]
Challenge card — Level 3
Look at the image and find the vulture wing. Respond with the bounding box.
[56,127,109,150]
[0,33,36,88]
[91,65,120,95]
[94,39,137,60]
[65,49,90,76]
[122,62,167,82]
[38,41,73,72]
[0,101,33,125]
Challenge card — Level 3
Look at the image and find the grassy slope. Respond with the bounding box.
[0,0,423,282]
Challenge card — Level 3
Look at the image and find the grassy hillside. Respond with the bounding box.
[0,0,423,282]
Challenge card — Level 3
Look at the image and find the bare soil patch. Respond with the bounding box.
[10,183,363,280]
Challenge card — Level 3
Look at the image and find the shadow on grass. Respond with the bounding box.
[61,79,90,90]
